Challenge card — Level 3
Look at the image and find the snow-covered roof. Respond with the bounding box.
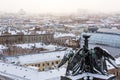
[0,26,53,35]
[1,49,119,80]
[36,31,50,34]
[115,57,120,66]
[0,27,22,35]
[14,43,64,51]
[0,61,66,80]
[67,72,115,80]
[97,28,120,35]
[27,66,39,70]
[54,32,76,38]
[6,51,65,65]
[0,45,8,49]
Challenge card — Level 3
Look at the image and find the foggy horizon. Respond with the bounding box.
[0,0,120,14]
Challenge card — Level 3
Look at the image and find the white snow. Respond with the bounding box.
[0,45,8,49]
[0,49,119,80]
[43,44,59,51]
[36,31,47,34]
[107,57,120,69]
[0,61,66,80]
[0,26,53,35]
[67,72,115,80]
[97,28,120,34]
[54,32,76,38]
[0,59,117,80]
[27,66,39,70]
[14,43,64,51]
[6,51,66,65]
[38,68,66,80]
[115,57,120,65]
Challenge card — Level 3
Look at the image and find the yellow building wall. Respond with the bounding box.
[24,60,61,71]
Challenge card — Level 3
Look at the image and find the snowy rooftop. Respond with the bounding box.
[1,49,120,80]
[0,60,116,80]
[0,57,118,80]
[67,73,115,80]
[115,57,120,66]
[97,28,120,35]
[14,43,64,51]
[0,26,53,35]
[0,27,21,35]
[54,32,76,38]
[6,51,66,65]
[0,61,66,80]
[0,45,8,49]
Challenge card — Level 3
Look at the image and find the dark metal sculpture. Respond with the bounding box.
[58,34,118,80]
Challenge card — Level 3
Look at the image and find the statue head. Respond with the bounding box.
[83,34,90,49]
[82,34,90,53]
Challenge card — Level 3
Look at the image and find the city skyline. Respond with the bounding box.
[0,0,120,14]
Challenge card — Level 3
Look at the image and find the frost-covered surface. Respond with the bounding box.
[0,27,29,35]
[0,45,8,49]
[0,50,120,80]
[27,66,39,70]
[115,57,120,66]
[6,51,65,65]
[67,72,115,80]
[54,32,76,38]
[0,61,66,80]
[14,43,65,51]
[0,26,52,35]
[5,45,119,69]
[0,27,20,35]
[36,31,48,34]
[0,60,116,80]
[107,57,120,69]
[107,61,116,70]
[0,59,117,80]
[97,28,120,35]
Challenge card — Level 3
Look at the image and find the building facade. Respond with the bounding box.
[108,68,120,80]
[24,60,61,71]
[2,46,47,56]
[0,34,54,45]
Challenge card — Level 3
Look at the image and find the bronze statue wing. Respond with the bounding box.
[103,49,115,60]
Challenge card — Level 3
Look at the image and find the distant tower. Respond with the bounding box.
[18,9,26,15]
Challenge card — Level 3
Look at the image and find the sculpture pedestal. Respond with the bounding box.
[61,73,117,80]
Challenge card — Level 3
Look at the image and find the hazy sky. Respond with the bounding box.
[0,0,120,13]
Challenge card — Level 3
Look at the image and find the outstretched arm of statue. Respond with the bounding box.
[58,49,75,68]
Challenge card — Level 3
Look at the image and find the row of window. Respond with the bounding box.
[0,35,53,44]
[25,60,60,71]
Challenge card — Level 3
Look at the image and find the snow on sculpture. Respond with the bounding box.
[58,34,118,80]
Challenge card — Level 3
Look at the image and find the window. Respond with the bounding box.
[35,64,37,67]
[52,62,54,65]
[56,61,58,64]
[117,72,119,76]
[43,63,45,66]
[46,63,49,66]
[38,64,40,67]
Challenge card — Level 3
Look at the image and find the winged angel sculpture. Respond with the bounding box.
[58,35,118,76]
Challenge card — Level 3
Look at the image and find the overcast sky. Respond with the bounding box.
[0,0,120,13]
